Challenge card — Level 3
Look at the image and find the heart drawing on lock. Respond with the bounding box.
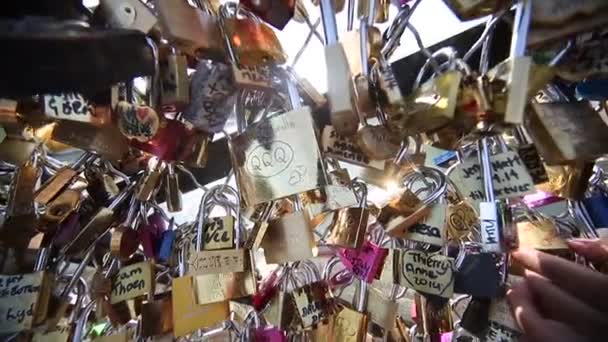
[400,250,454,297]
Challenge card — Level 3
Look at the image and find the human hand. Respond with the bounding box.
[507,239,608,342]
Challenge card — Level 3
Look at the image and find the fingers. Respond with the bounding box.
[523,270,608,337]
[511,248,608,313]
[507,281,587,342]
[567,238,608,263]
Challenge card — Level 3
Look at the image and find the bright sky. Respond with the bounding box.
[279,0,484,92]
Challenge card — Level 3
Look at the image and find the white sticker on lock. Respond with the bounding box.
[455,151,535,207]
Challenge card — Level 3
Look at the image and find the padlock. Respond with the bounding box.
[221,3,287,66]
[404,200,447,247]
[156,0,225,61]
[46,247,96,329]
[486,290,522,341]
[528,99,608,165]
[290,69,327,109]
[330,281,369,342]
[139,208,169,259]
[140,292,173,337]
[136,160,165,202]
[164,163,182,212]
[516,209,568,251]
[503,0,533,124]
[327,180,369,249]
[6,158,40,219]
[115,101,162,144]
[42,189,81,226]
[477,136,505,253]
[365,285,398,331]
[289,262,333,329]
[240,310,287,341]
[513,125,548,185]
[356,118,401,161]
[99,0,158,33]
[184,61,236,134]
[528,1,608,48]
[157,220,176,263]
[159,50,190,111]
[441,0,506,21]
[582,190,608,229]
[85,163,120,206]
[262,196,315,264]
[172,269,230,336]
[394,48,463,136]
[178,130,211,168]
[319,0,359,136]
[374,57,406,118]
[384,167,447,238]
[398,249,455,298]
[62,182,135,256]
[34,152,93,205]
[338,240,388,283]
[229,73,326,206]
[110,198,141,261]
[240,0,296,30]
[417,294,453,340]
[50,120,131,161]
[322,125,385,170]
[194,187,239,252]
[190,185,256,304]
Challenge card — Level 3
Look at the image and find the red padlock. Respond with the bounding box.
[240,0,296,30]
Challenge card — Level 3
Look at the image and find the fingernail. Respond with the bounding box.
[569,238,599,242]
[566,238,598,248]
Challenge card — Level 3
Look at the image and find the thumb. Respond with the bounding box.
[567,238,608,263]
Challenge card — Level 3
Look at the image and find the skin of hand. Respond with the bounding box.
[507,238,608,342]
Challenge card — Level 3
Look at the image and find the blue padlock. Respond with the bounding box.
[157,229,176,263]
[583,193,608,228]
[576,79,608,101]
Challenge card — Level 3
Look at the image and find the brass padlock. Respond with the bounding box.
[327,181,369,249]
[7,160,40,218]
[528,100,608,165]
[156,0,225,61]
[262,197,315,264]
[441,0,506,21]
[222,5,287,66]
[229,101,326,206]
[140,293,173,337]
[159,50,190,111]
[50,120,130,161]
[34,153,92,205]
[164,163,182,212]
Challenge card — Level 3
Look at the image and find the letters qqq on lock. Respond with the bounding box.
[229,106,326,206]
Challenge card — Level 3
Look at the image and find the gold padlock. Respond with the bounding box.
[261,197,315,264]
[156,0,225,61]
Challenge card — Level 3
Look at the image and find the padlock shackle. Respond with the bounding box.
[413,46,457,91]
[195,184,242,251]
[381,1,421,59]
[319,0,339,44]
[510,0,532,59]
[477,136,495,202]
[462,9,507,63]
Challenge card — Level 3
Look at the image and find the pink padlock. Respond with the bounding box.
[253,327,287,342]
[339,240,387,283]
[523,190,562,209]
[139,212,167,259]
